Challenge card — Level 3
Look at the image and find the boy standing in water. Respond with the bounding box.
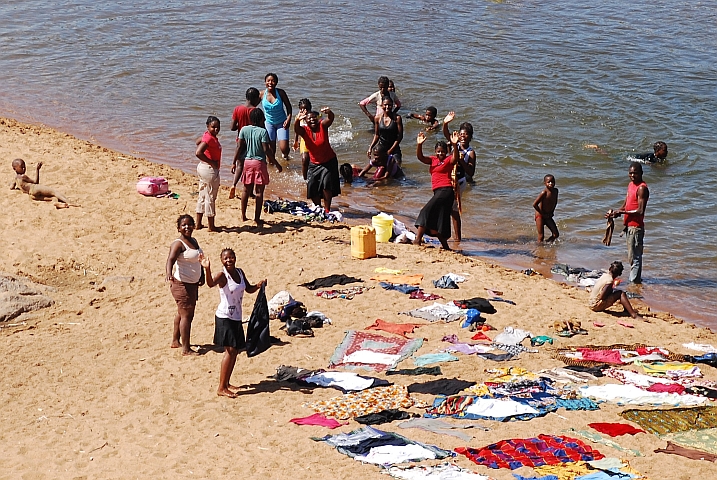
[533,174,559,242]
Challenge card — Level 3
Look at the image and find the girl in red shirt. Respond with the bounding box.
[414,131,459,250]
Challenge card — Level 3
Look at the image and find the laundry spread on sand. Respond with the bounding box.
[401,302,466,323]
[441,335,495,355]
[329,330,423,372]
[455,435,604,470]
[587,423,645,437]
[314,425,453,465]
[564,429,643,457]
[354,409,413,425]
[683,342,717,354]
[413,352,460,366]
[302,371,390,392]
[387,366,443,376]
[387,462,494,479]
[407,378,476,396]
[299,274,363,290]
[316,285,372,300]
[494,327,533,345]
[365,319,423,338]
[380,282,420,294]
[554,344,686,367]
[654,441,717,462]
[397,417,489,441]
[304,385,423,420]
[619,406,717,435]
[263,199,342,222]
[409,290,444,301]
[289,413,348,429]
[579,384,707,406]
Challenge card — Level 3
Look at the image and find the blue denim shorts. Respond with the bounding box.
[264,121,289,142]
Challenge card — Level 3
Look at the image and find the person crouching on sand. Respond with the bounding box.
[414,131,459,250]
[588,261,643,320]
[201,249,265,398]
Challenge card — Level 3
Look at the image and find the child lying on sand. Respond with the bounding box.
[10,158,79,208]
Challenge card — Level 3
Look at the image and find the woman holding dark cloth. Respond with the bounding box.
[294,107,341,212]
[413,131,460,250]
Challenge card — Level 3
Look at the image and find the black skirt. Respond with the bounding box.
[307,157,341,199]
[213,316,246,349]
[415,187,454,239]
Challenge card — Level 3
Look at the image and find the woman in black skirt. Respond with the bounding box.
[414,130,459,250]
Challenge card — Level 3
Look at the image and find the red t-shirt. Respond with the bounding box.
[624,181,647,227]
[232,105,255,138]
[302,123,336,164]
[201,131,222,168]
[429,155,454,190]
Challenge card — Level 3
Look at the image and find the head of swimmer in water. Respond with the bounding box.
[220,248,237,270]
[206,116,220,136]
[434,141,449,160]
[608,261,624,279]
[388,80,396,92]
[306,111,321,131]
[653,141,668,160]
[372,144,389,167]
[246,87,261,106]
[458,122,473,147]
[298,98,312,115]
[424,106,437,123]
[339,163,353,184]
[628,162,643,183]
[544,174,556,189]
[381,96,394,115]
[378,76,390,94]
[249,108,265,128]
[12,158,26,174]
[265,73,278,91]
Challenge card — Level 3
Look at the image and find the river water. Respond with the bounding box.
[1,0,715,326]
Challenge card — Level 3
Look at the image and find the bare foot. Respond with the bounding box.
[196,224,205,230]
[228,384,241,391]
[182,349,199,356]
[171,341,181,349]
[412,239,422,246]
[217,388,237,398]
[208,226,219,232]
[54,203,69,209]
[229,187,236,199]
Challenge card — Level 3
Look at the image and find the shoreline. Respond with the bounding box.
[3,116,716,479]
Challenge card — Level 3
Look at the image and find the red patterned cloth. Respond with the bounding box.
[588,422,646,437]
[471,332,492,342]
[455,435,604,469]
[365,319,423,338]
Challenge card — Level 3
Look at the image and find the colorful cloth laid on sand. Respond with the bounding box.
[492,343,538,356]
[587,423,645,437]
[455,435,604,470]
[302,371,391,392]
[263,199,342,222]
[659,428,717,455]
[563,429,643,457]
[553,344,685,367]
[425,393,560,421]
[314,425,453,465]
[579,384,707,406]
[513,475,558,480]
[304,385,423,420]
[329,330,423,372]
[637,361,701,378]
[494,327,533,345]
[365,319,423,337]
[380,282,420,294]
[683,342,717,353]
[401,302,466,323]
[289,413,347,429]
[619,406,717,435]
[413,353,459,366]
[534,459,649,480]
[442,334,494,355]
[371,274,424,285]
[539,368,599,383]
[409,289,444,301]
[316,285,372,300]
[654,440,717,462]
[486,367,540,382]
[387,463,494,479]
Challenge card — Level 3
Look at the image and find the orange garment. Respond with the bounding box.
[365,319,423,338]
[370,274,424,285]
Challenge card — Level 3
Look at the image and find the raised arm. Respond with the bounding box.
[442,111,455,141]
[320,107,334,128]
[416,132,431,165]
[448,131,459,165]
[294,112,307,139]
[200,256,227,288]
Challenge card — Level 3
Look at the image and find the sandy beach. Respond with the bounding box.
[2,117,717,479]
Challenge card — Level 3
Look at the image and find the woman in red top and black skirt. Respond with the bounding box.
[414,131,459,250]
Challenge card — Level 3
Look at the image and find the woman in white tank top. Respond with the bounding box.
[165,214,204,356]
[201,248,266,398]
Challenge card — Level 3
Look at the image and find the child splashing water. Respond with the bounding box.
[201,248,266,398]
[414,131,460,250]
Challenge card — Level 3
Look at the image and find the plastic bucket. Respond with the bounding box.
[351,225,376,259]
[372,213,394,243]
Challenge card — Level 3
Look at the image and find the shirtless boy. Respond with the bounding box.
[588,261,643,320]
[10,159,78,208]
[533,174,559,242]
[408,106,440,131]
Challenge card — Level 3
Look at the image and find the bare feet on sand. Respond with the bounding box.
[171,341,181,349]
[182,349,199,356]
[217,389,237,398]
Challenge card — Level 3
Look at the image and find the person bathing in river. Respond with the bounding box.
[357,144,404,184]
[533,174,560,243]
[442,112,476,241]
[414,131,460,250]
[260,73,292,161]
[358,76,401,125]
[408,106,440,131]
[368,95,404,165]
